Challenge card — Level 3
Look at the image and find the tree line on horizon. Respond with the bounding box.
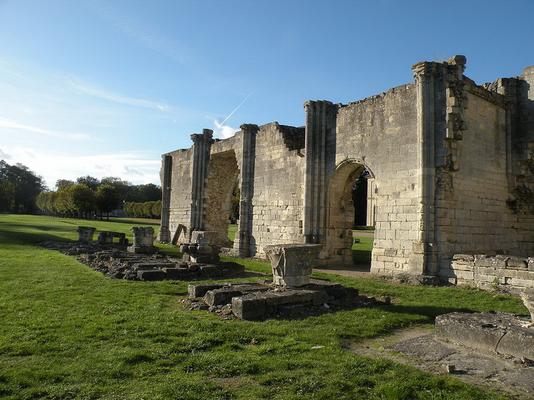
[37,176,162,219]
[0,159,162,219]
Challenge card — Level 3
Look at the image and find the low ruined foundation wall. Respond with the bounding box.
[442,254,534,291]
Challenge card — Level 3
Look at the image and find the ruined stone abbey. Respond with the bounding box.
[159,55,534,284]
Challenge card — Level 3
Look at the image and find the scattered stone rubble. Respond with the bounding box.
[40,227,244,281]
[187,279,377,320]
[187,243,378,320]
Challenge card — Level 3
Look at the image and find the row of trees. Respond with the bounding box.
[36,176,161,219]
[36,184,122,219]
[0,161,45,213]
[123,201,162,218]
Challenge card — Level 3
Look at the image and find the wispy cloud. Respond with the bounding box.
[69,79,170,112]
[0,117,93,141]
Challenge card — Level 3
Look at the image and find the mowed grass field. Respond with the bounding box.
[0,214,527,399]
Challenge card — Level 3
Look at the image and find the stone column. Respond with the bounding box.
[190,129,214,236]
[159,154,173,242]
[366,178,376,227]
[412,60,448,276]
[234,124,259,257]
[302,100,337,245]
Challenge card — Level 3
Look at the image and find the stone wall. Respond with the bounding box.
[251,123,306,256]
[335,84,422,274]
[438,88,534,281]
[449,254,534,291]
[167,148,193,243]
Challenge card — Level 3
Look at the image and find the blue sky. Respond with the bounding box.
[1,0,533,188]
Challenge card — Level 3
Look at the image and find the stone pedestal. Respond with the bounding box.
[128,227,156,254]
[180,230,221,263]
[264,244,322,287]
[77,226,96,243]
[98,231,127,246]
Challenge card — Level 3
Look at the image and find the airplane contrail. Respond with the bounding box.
[220,92,253,126]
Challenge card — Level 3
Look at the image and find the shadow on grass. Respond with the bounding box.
[0,227,75,246]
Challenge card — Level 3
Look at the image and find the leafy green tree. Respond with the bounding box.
[95,184,121,220]
[76,176,100,191]
[0,179,15,212]
[55,179,74,190]
[0,160,45,213]
[55,188,74,216]
[69,184,96,218]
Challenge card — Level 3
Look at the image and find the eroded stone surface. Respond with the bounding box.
[128,227,156,254]
[435,312,534,361]
[392,333,534,397]
[264,243,322,287]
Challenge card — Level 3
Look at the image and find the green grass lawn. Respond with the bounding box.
[352,234,373,265]
[0,214,526,399]
[228,224,237,242]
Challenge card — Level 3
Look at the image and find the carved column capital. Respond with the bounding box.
[411,61,441,80]
[191,128,214,144]
[240,124,259,135]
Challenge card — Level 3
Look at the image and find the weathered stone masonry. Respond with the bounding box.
[160,56,534,280]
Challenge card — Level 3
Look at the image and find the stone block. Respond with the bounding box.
[507,256,528,270]
[435,312,534,360]
[188,283,225,298]
[232,295,266,320]
[137,269,166,281]
[204,288,244,307]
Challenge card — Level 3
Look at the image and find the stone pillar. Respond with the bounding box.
[189,129,213,236]
[234,124,259,257]
[302,100,337,245]
[159,154,173,242]
[412,61,445,276]
[366,178,376,227]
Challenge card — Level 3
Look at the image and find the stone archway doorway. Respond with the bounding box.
[203,150,239,246]
[324,160,375,269]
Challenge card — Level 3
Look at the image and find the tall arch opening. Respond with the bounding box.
[203,150,239,246]
[325,161,375,268]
